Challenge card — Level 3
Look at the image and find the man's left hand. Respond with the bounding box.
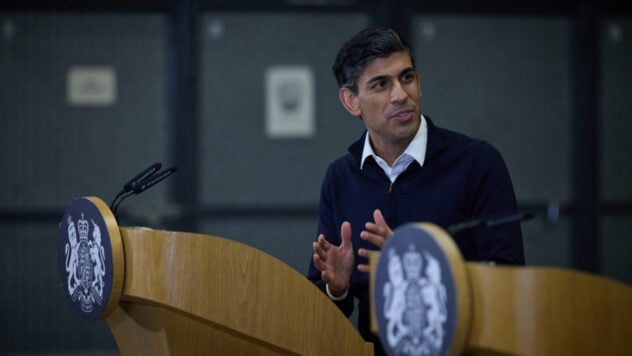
[357,209,393,273]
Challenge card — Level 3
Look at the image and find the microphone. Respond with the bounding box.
[110,162,162,212]
[109,163,177,215]
[133,167,178,194]
[123,162,161,192]
[446,212,534,236]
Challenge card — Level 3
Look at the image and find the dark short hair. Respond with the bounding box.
[332,27,415,93]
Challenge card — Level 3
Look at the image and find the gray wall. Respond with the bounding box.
[1,13,169,352]
[0,8,630,354]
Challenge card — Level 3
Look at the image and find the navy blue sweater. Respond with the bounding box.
[307,117,524,342]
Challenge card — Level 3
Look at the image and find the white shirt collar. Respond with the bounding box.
[361,115,428,170]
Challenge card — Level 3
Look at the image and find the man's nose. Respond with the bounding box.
[390,80,408,103]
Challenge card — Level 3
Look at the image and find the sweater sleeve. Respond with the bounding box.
[467,142,525,265]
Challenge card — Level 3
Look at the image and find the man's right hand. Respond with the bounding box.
[312,221,354,297]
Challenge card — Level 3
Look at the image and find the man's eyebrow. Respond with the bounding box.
[400,67,416,76]
[366,75,389,86]
[366,66,416,86]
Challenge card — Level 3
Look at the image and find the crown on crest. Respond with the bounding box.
[78,213,89,241]
[403,244,423,280]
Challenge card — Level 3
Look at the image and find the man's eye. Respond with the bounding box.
[401,73,415,83]
[372,80,387,90]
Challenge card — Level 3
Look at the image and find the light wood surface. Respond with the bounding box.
[465,263,632,355]
[369,223,632,356]
[86,196,124,320]
[107,227,373,355]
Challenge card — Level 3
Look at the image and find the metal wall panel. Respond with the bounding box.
[198,12,368,207]
[601,19,632,201]
[0,13,169,212]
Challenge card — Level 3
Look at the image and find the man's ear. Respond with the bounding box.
[338,87,361,117]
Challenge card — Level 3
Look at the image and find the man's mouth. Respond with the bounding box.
[390,110,413,122]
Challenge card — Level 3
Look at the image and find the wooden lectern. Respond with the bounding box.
[369,223,632,356]
[109,227,375,355]
[58,197,373,355]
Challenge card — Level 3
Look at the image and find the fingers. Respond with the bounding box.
[313,223,355,289]
[312,234,329,271]
[360,209,393,248]
[312,235,329,258]
[313,252,325,271]
[314,215,388,278]
[373,208,387,225]
[317,234,331,251]
[372,209,393,237]
[360,227,387,248]
[357,263,370,273]
[340,221,352,247]
[357,248,376,274]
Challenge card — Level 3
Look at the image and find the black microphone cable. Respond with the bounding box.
[447,212,534,236]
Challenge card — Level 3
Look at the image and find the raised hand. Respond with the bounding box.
[312,221,354,297]
[357,209,393,273]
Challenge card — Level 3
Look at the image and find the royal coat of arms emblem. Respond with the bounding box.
[58,197,122,320]
[374,223,462,356]
[64,213,106,313]
[381,245,447,355]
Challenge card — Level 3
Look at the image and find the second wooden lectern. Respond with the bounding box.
[369,223,632,356]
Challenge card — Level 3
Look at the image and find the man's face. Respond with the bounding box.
[340,51,422,155]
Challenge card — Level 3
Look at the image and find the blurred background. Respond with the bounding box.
[1,0,630,354]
